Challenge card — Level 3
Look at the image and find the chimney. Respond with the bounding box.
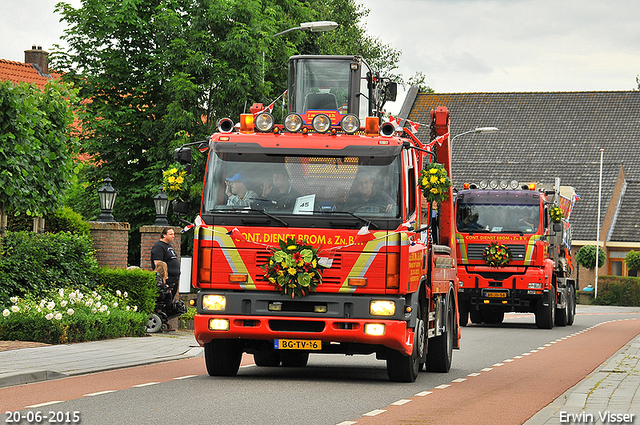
[24,45,49,75]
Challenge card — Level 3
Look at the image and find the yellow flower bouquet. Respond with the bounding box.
[260,237,327,298]
[549,206,564,223]
[162,163,190,201]
[419,162,452,204]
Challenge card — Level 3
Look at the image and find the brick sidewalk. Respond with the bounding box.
[0,340,50,352]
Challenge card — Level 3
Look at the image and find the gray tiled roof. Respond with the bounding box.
[406,91,640,242]
[609,181,640,242]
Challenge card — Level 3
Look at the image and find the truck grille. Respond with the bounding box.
[467,244,526,261]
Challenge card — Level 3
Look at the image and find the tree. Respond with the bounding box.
[625,250,640,276]
[51,0,401,263]
[0,80,79,237]
[576,245,606,270]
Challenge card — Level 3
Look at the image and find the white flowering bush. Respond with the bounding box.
[0,285,147,344]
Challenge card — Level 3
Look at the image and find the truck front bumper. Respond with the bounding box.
[193,290,414,355]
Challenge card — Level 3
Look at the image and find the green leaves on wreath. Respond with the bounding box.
[483,242,512,267]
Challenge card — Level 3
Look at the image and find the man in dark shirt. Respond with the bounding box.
[151,227,180,298]
[344,173,395,214]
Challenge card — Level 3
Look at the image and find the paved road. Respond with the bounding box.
[1,305,638,425]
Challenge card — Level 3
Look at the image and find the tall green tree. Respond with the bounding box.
[51,0,400,263]
[0,80,79,237]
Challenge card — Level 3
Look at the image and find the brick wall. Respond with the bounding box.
[140,225,182,271]
[89,221,131,269]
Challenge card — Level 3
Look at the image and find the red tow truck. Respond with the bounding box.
[179,55,460,381]
[455,179,578,328]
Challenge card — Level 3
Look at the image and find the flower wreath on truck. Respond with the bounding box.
[260,237,327,298]
[549,206,564,223]
[483,242,512,267]
[418,162,452,204]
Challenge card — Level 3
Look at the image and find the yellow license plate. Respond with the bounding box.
[274,339,322,350]
[486,292,507,298]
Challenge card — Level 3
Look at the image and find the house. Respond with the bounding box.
[0,46,61,89]
[400,89,640,286]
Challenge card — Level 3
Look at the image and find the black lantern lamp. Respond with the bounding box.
[97,176,118,222]
[153,188,170,226]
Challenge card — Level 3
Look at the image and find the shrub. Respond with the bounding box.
[0,231,98,306]
[92,267,157,314]
[594,276,640,307]
[0,286,147,343]
[625,250,640,273]
[179,306,196,329]
[45,206,91,236]
[576,245,606,270]
[6,206,90,235]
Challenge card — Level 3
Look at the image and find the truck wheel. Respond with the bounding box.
[535,288,556,329]
[387,313,424,382]
[426,294,454,373]
[458,300,469,327]
[280,352,309,367]
[254,350,281,367]
[555,290,569,327]
[470,308,482,324]
[483,310,504,324]
[204,340,242,376]
[567,285,576,326]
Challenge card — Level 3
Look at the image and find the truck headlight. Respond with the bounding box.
[312,114,331,133]
[364,323,385,336]
[202,295,226,311]
[284,113,303,132]
[340,114,360,134]
[255,112,274,132]
[528,283,543,289]
[370,300,396,316]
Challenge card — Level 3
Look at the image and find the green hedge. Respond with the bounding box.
[7,206,90,236]
[0,231,98,305]
[594,276,640,306]
[93,267,157,314]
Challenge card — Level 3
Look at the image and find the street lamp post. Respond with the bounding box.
[274,21,339,37]
[595,148,604,298]
[153,188,170,226]
[264,21,339,83]
[97,176,118,222]
[451,127,499,143]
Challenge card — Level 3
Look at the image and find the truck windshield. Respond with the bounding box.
[203,152,400,218]
[457,203,540,234]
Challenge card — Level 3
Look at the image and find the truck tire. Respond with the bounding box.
[470,308,482,324]
[204,340,242,376]
[567,285,576,326]
[280,352,309,367]
[483,310,504,324]
[535,288,556,329]
[426,293,454,373]
[458,300,469,327]
[387,310,424,382]
[254,350,281,367]
[555,288,569,327]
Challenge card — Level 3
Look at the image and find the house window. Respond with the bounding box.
[611,260,624,276]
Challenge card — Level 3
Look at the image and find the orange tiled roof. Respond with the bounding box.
[0,59,61,90]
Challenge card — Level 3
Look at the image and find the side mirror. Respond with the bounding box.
[172,200,189,215]
[385,82,397,102]
[174,147,192,173]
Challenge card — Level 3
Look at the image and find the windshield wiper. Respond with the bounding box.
[210,207,289,227]
[319,211,380,230]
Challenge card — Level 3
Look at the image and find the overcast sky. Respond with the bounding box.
[2,0,639,108]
